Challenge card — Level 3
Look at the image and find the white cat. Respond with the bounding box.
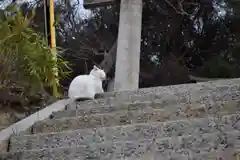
[68,65,106,102]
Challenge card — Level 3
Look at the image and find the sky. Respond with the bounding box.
[72,0,91,18]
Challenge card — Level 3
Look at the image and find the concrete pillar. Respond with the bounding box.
[114,0,143,92]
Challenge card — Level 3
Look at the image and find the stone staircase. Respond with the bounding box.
[1,79,240,159]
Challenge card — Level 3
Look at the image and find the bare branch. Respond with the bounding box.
[99,40,117,74]
[164,0,190,16]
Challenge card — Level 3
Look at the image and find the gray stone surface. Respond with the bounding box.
[0,152,23,160]
[136,149,237,160]
[34,99,240,134]
[2,131,240,159]
[0,99,69,152]
[2,79,240,159]
[95,78,240,99]
[32,108,164,133]
[114,0,143,92]
[52,98,240,119]
[68,80,240,110]
[123,78,240,96]
[11,115,236,152]
[192,151,233,160]
[0,150,237,160]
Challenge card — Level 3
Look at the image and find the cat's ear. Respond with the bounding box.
[93,65,98,70]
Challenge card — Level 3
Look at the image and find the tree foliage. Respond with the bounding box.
[2,0,240,89]
[63,0,240,86]
[0,3,71,110]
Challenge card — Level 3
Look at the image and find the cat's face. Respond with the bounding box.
[90,65,106,81]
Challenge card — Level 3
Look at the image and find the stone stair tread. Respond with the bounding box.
[33,100,240,134]
[54,100,200,118]
[10,113,240,152]
[32,108,166,134]
[52,101,163,119]
[51,99,240,120]
[77,81,240,106]
[67,79,240,107]
[3,130,240,159]
[52,101,157,119]
[198,149,238,160]
[68,88,240,111]
[0,149,238,160]
[117,149,240,160]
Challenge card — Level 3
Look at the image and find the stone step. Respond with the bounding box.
[96,78,240,100]
[51,99,240,120]
[0,150,238,160]
[68,80,240,109]
[192,150,238,160]
[11,114,237,152]
[54,79,240,120]
[0,151,237,160]
[33,98,240,134]
[62,84,240,121]
[32,108,166,134]
[2,130,240,160]
[122,149,239,160]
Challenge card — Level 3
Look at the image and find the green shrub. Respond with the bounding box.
[0,4,71,108]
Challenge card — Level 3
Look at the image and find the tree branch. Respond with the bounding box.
[99,40,117,74]
[164,0,190,16]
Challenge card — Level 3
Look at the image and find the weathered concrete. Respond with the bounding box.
[71,78,240,108]
[10,114,238,152]
[113,78,240,97]
[0,99,68,150]
[33,108,163,133]
[33,99,240,134]
[114,0,143,91]
[1,78,240,159]
[52,98,240,120]
[0,149,237,160]
[2,131,240,159]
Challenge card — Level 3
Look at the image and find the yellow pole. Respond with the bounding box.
[49,0,56,50]
[49,0,59,97]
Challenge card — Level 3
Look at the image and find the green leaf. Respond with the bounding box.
[5,4,16,12]
[0,4,71,99]
[55,14,61,25]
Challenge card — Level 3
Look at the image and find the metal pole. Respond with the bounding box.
[46,0,59,97]
[49,0,56,50]
[43,0,48,42]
